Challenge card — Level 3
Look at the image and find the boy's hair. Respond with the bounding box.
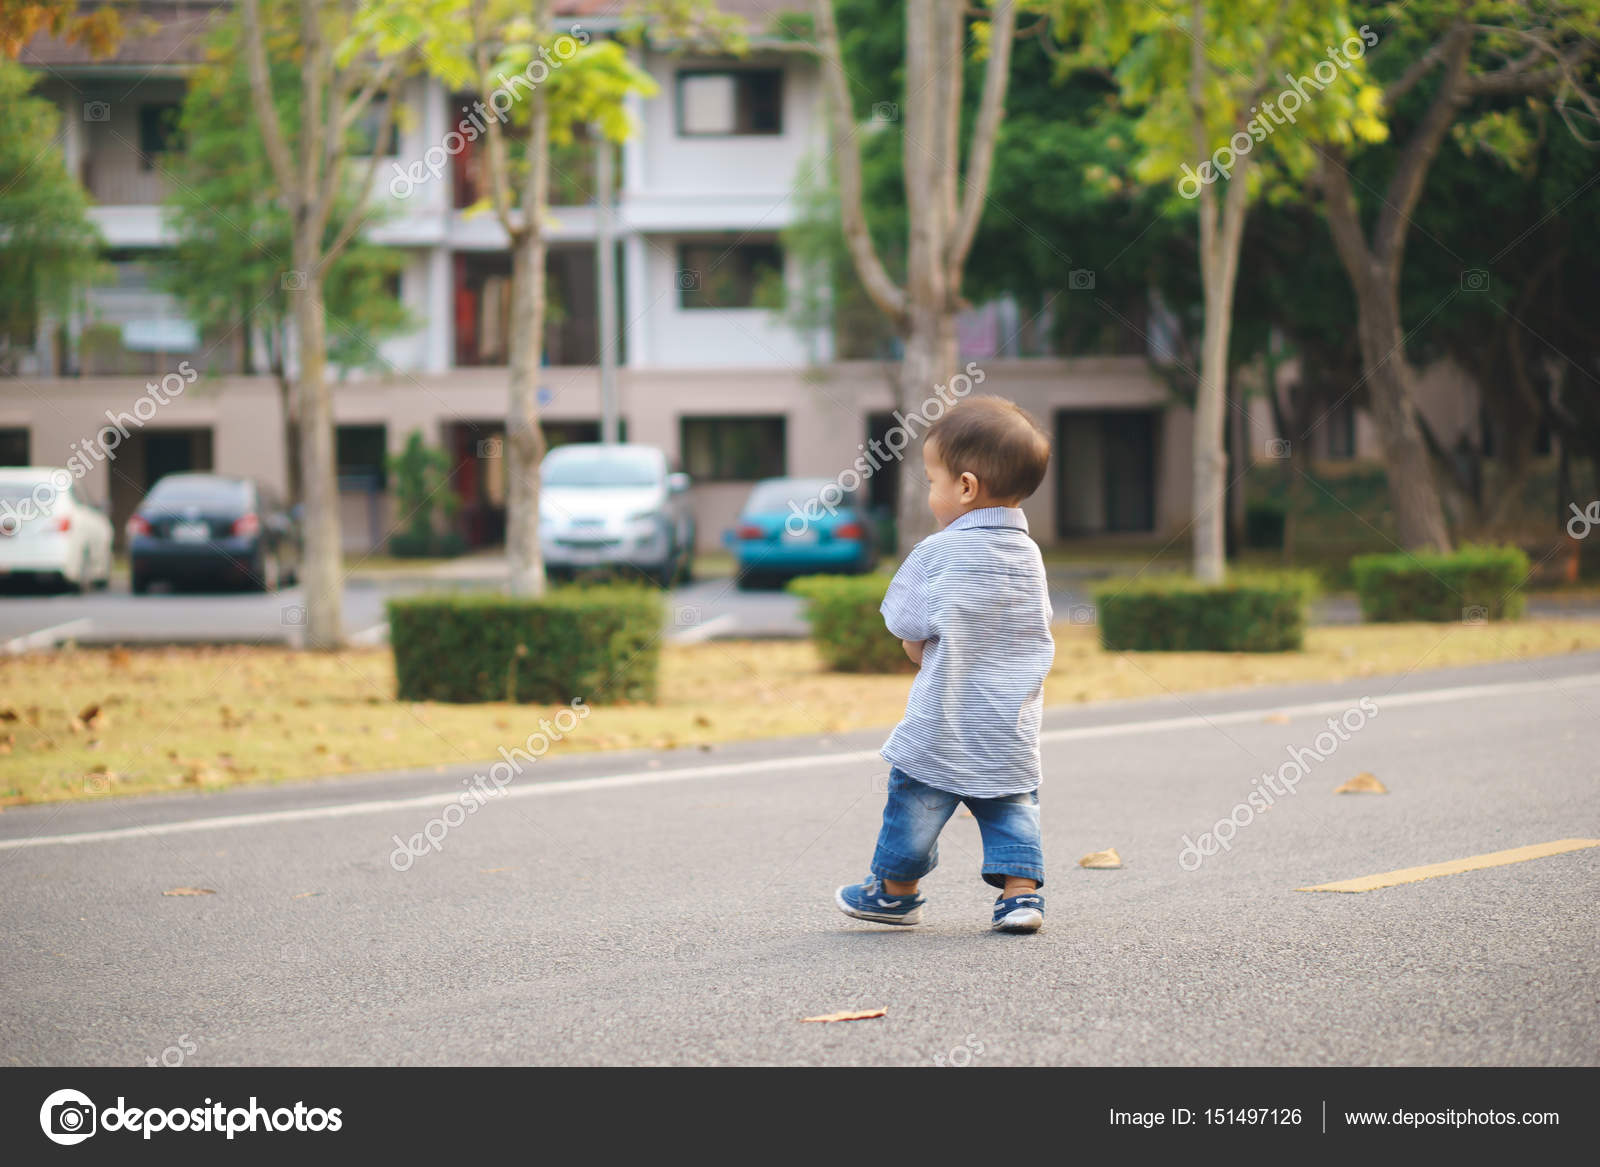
[925,396,1051,502]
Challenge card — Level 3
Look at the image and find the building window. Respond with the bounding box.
[0,428,29,466]
[337,425,388,490]
[680,416,786,482]
[352,96,400,156]
[676,69,782,136]
[137,103,182,169]
[678,242,784,310]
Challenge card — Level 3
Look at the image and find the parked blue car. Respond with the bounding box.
[726,477,878,589]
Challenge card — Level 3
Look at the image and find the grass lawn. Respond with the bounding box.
[5,620,1600,807]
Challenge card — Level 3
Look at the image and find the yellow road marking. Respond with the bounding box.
[1298,838,1600,893]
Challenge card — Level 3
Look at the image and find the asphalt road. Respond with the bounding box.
[8,571,1597,651]
[2,652,1597,1066]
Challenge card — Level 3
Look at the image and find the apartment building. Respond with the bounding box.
[7,0,1223,551]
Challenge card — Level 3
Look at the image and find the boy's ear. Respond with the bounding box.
[958,470,980,499]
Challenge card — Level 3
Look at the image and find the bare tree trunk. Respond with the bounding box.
[290,266,343,647]
[895,308,957,549]
[1352,275,1452,552]
[1191,156,1250,582]
[505,73,550,598]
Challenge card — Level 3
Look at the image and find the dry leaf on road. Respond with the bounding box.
[162,887,216,896]
[1263,712,1291,724]
[1079,848,1123,869]
[800,1008,886,1023]
[1335,772,1388,794]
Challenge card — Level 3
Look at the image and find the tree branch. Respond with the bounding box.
[473,18,520,240]
[239,0,297,196]
[946,0,1016,285]
[811,0,907,325]
[322,85,402,269]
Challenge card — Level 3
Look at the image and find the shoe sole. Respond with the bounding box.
[834,888,923,926]
[992,908,1043,933]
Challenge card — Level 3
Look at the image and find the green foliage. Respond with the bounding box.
[788,574,913,673]
[1095,572,1319,652]
[386,430,460,548]
[1350,546,1529,623]
[387,587,663,703]
[0,58,101,360]
[157,6,411,375]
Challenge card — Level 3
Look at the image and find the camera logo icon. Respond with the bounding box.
[675,269,701,292]
[1462,605,1488,626]
[477,436,503,459]
[1460,269,1490,292]
[673,605,700,627]
[871,101,899,122]
[1068,269,1095,290]
[281,270,308,291]
[1265,438,1291,459]
[281,604,307,627]
[40,1088,97,1145]
[83,101,110,122]
[1068,603,1095,625]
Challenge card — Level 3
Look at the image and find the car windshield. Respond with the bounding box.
[542,449,660,488]
[744,480,857,513]
[0,482,56,505]
[146,478,250,508]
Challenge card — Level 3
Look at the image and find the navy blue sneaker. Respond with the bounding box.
[991,891,1044,933]
[835,875,925,925]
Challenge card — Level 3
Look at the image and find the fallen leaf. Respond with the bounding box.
[291,891,325,899]
[800,1008,886,1023]
[1263,712,1291,724]
[479,867,511,874]
[1334,772,1388,794]
[163,887,215,896]
[1079,848,1123,869]
[0,708,16,722]
[79,703,107,729]
[692,714,711,728]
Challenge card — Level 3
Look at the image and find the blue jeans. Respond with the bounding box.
[870,767,1044,890]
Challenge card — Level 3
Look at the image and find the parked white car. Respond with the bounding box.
[539,444,695,586]
[0,467,114,592]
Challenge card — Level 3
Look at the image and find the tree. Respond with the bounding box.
[364,0,658,596]
[1312,0,1600,552]
[0,0,121,59]
[238,0,413,647]
[0,56,100,372]
[1052,0,1386,580]
[811,0,1018,553]
[159,10,411,505]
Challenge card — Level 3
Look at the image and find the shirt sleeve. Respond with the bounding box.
[880,544,933,642]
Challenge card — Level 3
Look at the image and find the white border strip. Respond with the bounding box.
[3,618,91,655]
[3,671,1597,852]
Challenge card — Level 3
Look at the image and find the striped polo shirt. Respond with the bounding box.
[879,506,1055,798]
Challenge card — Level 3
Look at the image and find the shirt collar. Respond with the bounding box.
[944,506,1029,533]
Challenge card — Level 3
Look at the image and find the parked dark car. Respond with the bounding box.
[127,474,300,593]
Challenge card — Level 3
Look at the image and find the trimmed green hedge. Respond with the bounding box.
[1350,545,1528,623]
[1095,571,1318,652]
[788,574,912,673]
[387,586,663,703]
[387,532,467,558]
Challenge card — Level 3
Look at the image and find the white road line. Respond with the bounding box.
[667,613,736,644]
[3,670,1598,852]
[2,618,92,655]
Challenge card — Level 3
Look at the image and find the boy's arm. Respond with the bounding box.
[902,639,925,665]
[881,546,933,646]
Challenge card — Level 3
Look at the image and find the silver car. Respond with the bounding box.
[539,444,694,586]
